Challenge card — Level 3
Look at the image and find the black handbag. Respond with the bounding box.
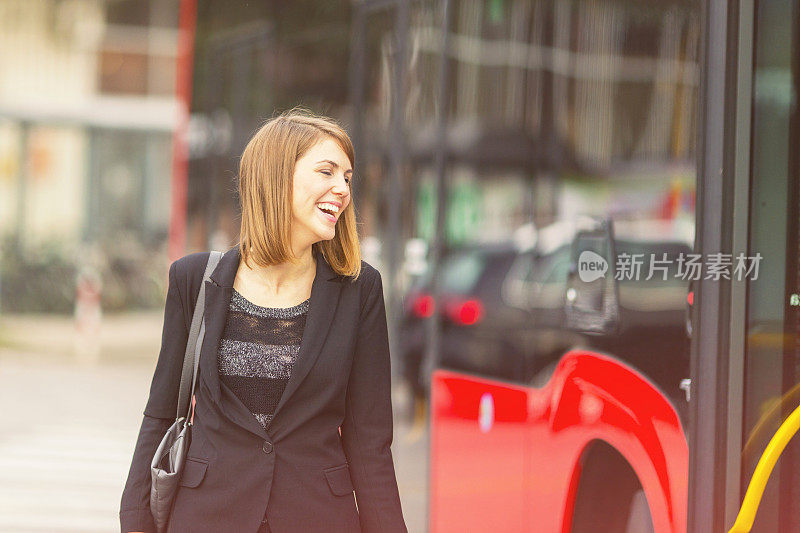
[149,251,222,532]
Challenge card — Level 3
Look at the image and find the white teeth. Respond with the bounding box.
[317,202,340,214]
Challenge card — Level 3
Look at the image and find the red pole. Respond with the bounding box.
[168,0,198,262]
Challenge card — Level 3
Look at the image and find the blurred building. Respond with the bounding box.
[0,0,180,312]
[0,0,179,247]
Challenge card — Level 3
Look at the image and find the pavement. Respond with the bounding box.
[0,311,165,362]
[0,313,428,533]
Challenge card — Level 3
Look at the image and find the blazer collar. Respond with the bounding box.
[199,244,343,440]
[209,245,342,288]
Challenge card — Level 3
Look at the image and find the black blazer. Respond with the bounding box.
[120,246,407,533]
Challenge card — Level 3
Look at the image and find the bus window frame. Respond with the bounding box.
[688,0,755,531]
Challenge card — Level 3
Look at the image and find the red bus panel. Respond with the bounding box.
[430,350,687,533]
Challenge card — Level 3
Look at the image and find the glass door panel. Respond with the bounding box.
[742,0,800,530]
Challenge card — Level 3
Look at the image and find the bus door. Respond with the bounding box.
[736,0,800,529]
[690,0,800,530]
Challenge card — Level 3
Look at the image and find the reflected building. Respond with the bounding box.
[352,0,699,248]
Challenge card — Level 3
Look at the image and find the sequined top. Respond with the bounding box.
[217,288,309,430]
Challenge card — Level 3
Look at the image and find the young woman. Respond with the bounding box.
[120,109,407,533]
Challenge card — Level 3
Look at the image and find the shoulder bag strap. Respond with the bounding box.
[176,250,224,420]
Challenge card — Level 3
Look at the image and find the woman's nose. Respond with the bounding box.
[331,175,349,194]
[333,187,350,204]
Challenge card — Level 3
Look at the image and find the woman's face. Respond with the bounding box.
[290,136,352,250]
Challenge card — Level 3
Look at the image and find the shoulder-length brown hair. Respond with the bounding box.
[238,108,361,279]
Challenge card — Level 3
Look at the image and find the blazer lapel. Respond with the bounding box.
[268,249,342,427]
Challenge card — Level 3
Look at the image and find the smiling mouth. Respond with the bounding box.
[317,206,337,223]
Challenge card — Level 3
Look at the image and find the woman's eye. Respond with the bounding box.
[319,169,351,184]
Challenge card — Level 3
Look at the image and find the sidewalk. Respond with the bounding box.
[0,311,164,361]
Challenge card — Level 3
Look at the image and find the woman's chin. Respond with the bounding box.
[315,228,336,242]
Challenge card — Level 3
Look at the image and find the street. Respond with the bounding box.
[0,314,427,533]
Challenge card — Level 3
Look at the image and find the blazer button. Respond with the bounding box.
[262,441,273,454]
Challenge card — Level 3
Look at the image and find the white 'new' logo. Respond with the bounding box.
[578,251,608,282]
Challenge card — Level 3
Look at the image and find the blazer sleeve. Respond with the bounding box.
[340,269,408,533]
[120,259,190,533]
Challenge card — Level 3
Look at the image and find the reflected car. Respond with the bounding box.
[399,243,528,399]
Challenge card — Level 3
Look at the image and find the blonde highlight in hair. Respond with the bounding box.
[238,107,362,279]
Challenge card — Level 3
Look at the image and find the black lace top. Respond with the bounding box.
[217,288,309,429]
